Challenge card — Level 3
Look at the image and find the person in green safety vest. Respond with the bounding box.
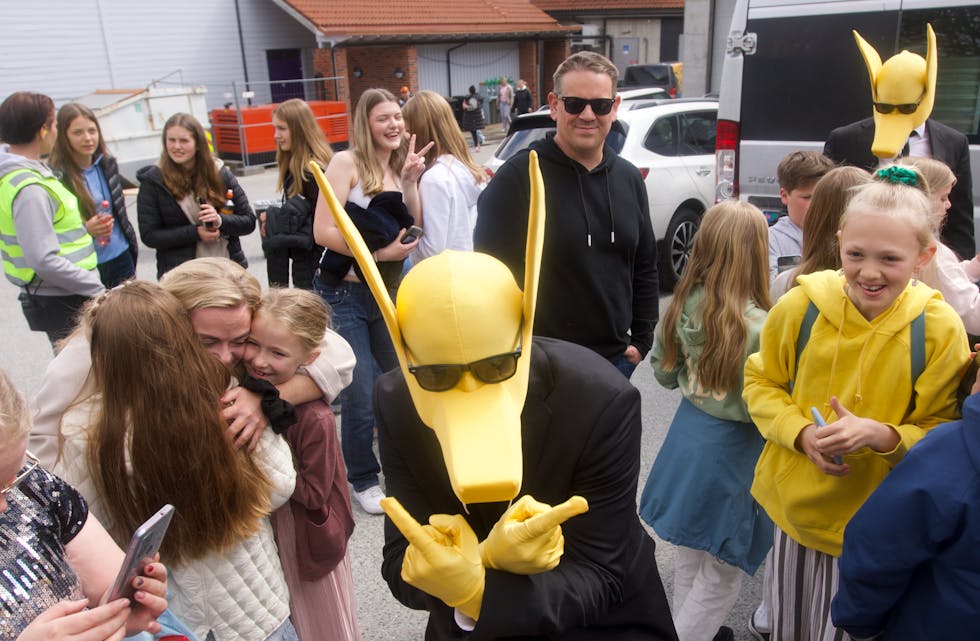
[0,92,104,347]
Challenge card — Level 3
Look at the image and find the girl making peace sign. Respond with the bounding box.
[312,88,432,515]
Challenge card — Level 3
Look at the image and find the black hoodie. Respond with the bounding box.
[475,134,659,360]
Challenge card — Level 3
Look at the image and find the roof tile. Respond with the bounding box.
[282,0,573,36]
[532,0,683,9]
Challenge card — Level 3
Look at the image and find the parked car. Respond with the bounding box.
[485,98,718,289]
[619,63,682,98]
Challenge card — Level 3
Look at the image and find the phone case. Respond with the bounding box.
[108,504,175,601]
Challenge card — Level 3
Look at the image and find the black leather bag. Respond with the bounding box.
[262,194,315,251]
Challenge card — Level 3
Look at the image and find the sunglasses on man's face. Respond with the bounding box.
[405,327,523,392]
[873,93,924,115]
[558,96,616,116]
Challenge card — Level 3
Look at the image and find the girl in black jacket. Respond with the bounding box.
[262,98,333,289]
[136,113,255,279]
[51,102,138,287]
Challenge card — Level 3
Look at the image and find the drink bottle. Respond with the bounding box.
[220,189,234,216]
[96,200,111,246]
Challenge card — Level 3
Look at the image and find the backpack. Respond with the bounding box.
[791,301,925,407]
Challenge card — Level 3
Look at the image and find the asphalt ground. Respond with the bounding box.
[0,126,764,640]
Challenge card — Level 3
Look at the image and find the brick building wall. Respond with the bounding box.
[542,39,571,94]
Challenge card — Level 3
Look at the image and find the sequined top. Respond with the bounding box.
[0,465,88,637]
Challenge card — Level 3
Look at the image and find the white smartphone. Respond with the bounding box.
[810,407,844,465]
[107,504,175,602]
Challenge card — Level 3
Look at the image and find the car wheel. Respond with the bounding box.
[659,207,701,290]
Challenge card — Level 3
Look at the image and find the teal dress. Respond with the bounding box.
[638,286,773,574]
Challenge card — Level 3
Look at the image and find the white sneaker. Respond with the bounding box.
[353,485,386,515]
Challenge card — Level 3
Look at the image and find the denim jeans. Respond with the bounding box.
[97,250,136,288]
[315,277,397,491]
[609,353,638,379]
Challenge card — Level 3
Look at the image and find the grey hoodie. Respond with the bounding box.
[0,146,103,297]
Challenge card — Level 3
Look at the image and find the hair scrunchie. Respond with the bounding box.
[239,374,298,434]
[875,165,918,187]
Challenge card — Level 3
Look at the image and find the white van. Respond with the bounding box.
[715,0,979,229]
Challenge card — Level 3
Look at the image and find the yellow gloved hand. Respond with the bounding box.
[479,495,589,574]
[382,497,485,620]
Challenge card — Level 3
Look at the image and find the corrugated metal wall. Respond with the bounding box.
[417,42,520,100]
[0,0,317,110]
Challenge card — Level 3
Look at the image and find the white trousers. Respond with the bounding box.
[672,546,744,641]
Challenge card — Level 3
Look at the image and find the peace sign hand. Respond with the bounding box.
[401,134,435,185]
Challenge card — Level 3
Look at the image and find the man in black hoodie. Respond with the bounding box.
[475,51,659,379]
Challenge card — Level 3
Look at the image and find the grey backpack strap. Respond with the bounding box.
[905,310,926,415]
[790,301,820,392]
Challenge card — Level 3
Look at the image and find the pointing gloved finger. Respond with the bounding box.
[520,495,589,539]
[382,497,443,555]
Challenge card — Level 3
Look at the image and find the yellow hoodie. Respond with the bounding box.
[744,270,969,556]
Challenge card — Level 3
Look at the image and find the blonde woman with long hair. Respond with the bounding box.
[53,281,298,641]
[263,99,334,289]
[402,90,487,266]
[639,201,774,641]
[311,88,431,515]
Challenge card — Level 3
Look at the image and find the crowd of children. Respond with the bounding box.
[3,78,978,641]
[645,148,977,641]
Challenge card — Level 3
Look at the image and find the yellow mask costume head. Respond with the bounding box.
[309,153,545,506]
[854,24,937,158]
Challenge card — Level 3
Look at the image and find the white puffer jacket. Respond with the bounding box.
[55,396,297,641]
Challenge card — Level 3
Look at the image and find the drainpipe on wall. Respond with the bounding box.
[94,0,116,87]
[233,0,251,105]
[316,34,349,101]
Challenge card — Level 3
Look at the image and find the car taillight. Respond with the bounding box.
[669,87,677,98]
[637,167,650,179]
[715,119,739,202]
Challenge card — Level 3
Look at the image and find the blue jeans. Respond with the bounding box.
[315,278,398,491]
[97,250,136,288]
[609,353,638,379]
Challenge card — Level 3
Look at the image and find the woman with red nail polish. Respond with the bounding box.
[52,281,298,641]
[0,369,169,641]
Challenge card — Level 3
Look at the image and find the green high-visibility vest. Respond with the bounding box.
[0,168,97,287]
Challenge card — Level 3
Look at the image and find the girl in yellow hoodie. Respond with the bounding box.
[743,168,970,641]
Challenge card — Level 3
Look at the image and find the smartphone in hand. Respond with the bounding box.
[199,197,218,230]
[400,225,423,244]
[810,407,843,465]
[108,504,175,602]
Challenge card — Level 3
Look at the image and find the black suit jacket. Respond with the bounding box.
[824,117,975,260]
[376,337,677,641]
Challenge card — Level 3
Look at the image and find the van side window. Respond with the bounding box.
[679,111,718,155]
[644,117,677,155]
[900,6,980,143]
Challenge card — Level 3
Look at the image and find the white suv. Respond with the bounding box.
[486,98,717,289]
[618,98,717,288]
